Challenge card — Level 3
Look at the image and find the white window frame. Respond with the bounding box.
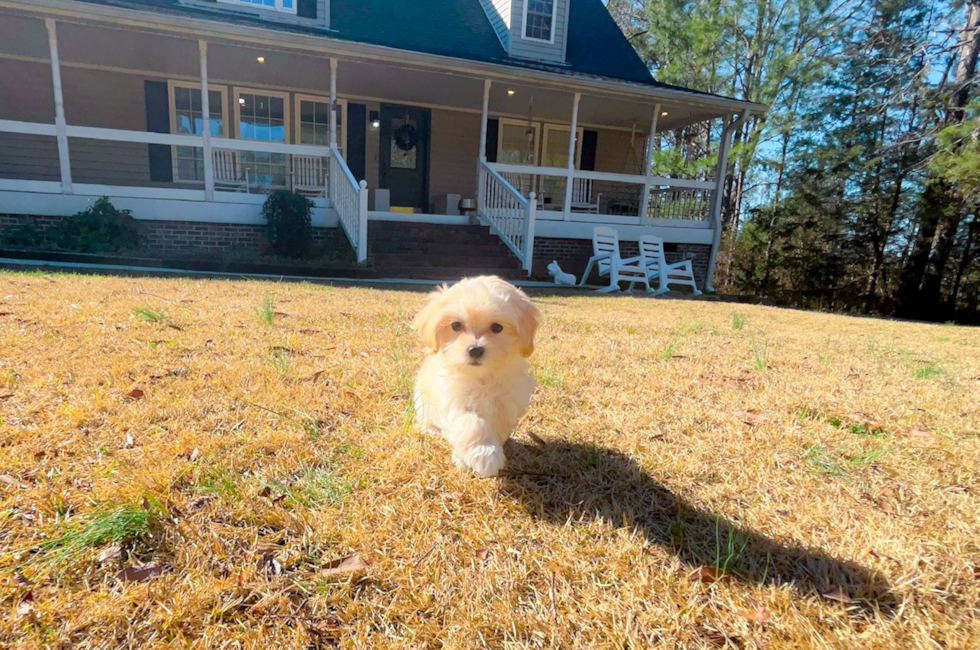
[522,0,557,44]
[541,123,584,169]
[294,94,347,154]
[217,0,297,15]
[497,117,541,166]
[167,80,228,183]
[233,87,291,143]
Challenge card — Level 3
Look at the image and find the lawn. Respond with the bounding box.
[1,271,978,649]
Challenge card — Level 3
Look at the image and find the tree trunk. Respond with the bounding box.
[951,214,979,308]
[918,0,980,310]
[896,181,948,318]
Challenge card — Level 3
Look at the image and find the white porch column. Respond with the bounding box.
[705,109,750,292]
[45,19,72,194]
[561,91,581,221]
[329,58,338,148]
[476,79,491,209]
[199,40,215,201]
[639,104,660,223]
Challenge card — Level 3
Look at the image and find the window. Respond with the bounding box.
[294,95,347,154]
[217,0,296,15]
[523,0,555,42]
[168,81,226,183]
[541,124,583,169]
[235,89,290,187]
[497,118,540,166]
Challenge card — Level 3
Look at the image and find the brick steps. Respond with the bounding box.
[368,221,526,281]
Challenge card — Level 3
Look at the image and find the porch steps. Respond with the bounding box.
[368,222,526,281]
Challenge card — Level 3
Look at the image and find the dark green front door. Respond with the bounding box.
[379,104,430,211]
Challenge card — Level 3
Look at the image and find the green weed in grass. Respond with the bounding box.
[915,361,947,380]
[269,466,351,508]
[848,444,888,467]
[805,447,849,477]
[134,307,165,322]
[731,312,747,330]
[258,295,275,325]
[750,335,769,371]
[659,336,681,360]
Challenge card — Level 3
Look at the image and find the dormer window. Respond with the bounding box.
[217,0,296,15]
[523,0,555,42]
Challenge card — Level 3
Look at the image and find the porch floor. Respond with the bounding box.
[368,222,526,281]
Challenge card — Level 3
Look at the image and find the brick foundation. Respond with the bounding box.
[533,237,711,289]
[0,214,350,261]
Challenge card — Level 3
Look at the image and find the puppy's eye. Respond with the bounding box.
[490,323,503,333]
[451,321,463,332]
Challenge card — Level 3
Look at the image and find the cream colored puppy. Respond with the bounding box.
[413,276,541,477]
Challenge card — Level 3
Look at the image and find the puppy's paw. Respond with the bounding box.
[462,444,506,478]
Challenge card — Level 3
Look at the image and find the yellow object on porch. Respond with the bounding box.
[390,206,416,214]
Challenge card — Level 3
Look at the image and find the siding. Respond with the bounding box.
[509,0,567,64]
[0,134,60,182]
[0,60,59,182]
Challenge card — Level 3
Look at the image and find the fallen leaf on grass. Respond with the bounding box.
[299,329,321,335]
[0,393,13,400]
[188,495,217,510]
[258,486,273,498]
[16,592,33,618]
[691,566,723,583]
[116,564,166,581]
[0,474,25,489]
[124,433,135,448]
[819,587,854,603]
[98,544,122,563]
[265,558,283,576]
[733,410,768,425]
[735,608,770,623]
[321,554,369,577]
[124,389,144,401]
[899,426,936,441]
[475,548,491,561]
[180,448,201,462]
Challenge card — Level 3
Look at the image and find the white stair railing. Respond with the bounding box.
[329,144,368,263]
[477,160,536,275]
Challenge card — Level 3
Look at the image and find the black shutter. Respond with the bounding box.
[346,102,366,183]
[485,118,499,162]
[580,130,598,171]
[297,0,316,19]
[144,80,173,183]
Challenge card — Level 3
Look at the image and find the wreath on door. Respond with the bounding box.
[393,123,418,151]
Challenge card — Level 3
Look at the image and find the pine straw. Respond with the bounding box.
[1,271,978,649]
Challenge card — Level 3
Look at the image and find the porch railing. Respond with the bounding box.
[330,144,368,263]
[487,162,716,225]
[0,119,369,263]
[477,160,536,274]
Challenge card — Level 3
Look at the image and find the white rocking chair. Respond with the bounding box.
[212,149,249,192]
[291,155,327,197]
[640,235,702,296]
[580,226,651,293]
[570,178,601,214]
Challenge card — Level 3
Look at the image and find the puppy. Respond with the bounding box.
[413,276,541,477]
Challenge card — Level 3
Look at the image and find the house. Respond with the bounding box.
[0,0,765,286]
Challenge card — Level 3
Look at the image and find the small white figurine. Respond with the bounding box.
[547,260,576,286]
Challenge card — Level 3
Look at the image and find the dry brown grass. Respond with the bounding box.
[1,271,979,649]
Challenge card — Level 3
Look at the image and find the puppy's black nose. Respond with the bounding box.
[467,344,485,359]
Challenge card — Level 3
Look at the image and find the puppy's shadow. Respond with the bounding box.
[499,439,898,616]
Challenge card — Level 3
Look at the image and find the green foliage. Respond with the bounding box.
[258,294,275,325]
[0,216,45,249]
[930,106,980,202]
[134,307,166,322]
[262,190,314,257]
[57,197,144,254]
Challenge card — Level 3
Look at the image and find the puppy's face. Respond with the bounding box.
[414,276,540,371]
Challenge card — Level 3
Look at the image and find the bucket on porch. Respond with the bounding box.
[459,198,478,224]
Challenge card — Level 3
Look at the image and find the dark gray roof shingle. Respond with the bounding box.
[73,0,660,87]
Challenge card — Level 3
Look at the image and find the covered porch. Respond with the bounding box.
[0,1,760,286]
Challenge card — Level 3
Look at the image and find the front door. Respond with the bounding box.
[379,104,430,211]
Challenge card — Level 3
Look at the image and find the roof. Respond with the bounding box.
[72,0,660,87]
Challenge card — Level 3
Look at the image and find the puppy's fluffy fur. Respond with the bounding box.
[413,276,541,477]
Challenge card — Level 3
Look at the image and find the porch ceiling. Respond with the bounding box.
[1,15,738,131]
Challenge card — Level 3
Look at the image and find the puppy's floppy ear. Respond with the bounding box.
[510,286,541,357]
[413,285,450,353]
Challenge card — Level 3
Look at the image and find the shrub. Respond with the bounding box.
[56,197,143,254]
[0,216,45,249]
[263,190,314,257]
